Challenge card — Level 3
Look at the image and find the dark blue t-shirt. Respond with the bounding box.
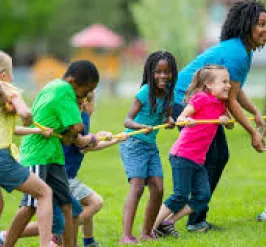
[64,111,90,179]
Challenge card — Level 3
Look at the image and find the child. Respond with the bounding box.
[0,51,53,247]
[119,51,178,244]
[152,65,233,238]
[173,0,266,231]
[4,60,100,247]
[1,91,128,247]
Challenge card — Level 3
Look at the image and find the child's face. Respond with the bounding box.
[207,69,231,100]
[250,12,266,49]
[154,59,172,90]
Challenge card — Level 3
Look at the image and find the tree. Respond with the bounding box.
[131,0,207,67]
[0,0,62,51]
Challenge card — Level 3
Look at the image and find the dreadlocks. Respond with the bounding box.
[221,0,266,49]
[141,51,178,117]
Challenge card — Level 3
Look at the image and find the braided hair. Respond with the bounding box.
[221,0,266,49]
[63,60,99,86]
[141,51,178,117]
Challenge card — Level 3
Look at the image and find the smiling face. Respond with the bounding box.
[154,59,172,91]
[206,69,231,101]
[250,12,266,49]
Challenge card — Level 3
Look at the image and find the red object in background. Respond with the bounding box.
[71,24,124,48]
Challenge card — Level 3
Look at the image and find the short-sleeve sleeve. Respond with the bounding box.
[54,93,82,128]
[136,84,149,104]
[221,51,250,84]
[188,92,209,112]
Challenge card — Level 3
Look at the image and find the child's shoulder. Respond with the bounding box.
[136,84,149,101]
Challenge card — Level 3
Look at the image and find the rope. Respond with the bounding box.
[99,116,266,141]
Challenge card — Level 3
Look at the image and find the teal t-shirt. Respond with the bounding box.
[126,84,166,143]
[20,79,82,166]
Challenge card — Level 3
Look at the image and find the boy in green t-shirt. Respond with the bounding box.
[5,60,100,247]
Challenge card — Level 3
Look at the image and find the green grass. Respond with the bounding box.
[1,98,266,247]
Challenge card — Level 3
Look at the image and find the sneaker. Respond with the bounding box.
[85,242,100,247]
[153,222,179,238]
[51,234,63,246]
[0,231,6,245]
[188,221,221,232]
[119,235,139,245]
[257,210,266,221]
[49,241,57,247]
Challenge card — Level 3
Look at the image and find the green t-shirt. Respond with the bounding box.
[20,79,82,166]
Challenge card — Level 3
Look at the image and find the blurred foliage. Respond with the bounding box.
[0,0,62,50]
[131,0,207,68]
[1,0,139,59]
[39,0,139,59]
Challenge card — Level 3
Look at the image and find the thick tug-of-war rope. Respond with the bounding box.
[99,116,266,141]
[22,116,266,141]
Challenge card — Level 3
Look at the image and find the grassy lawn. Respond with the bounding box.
[1,97,266,247]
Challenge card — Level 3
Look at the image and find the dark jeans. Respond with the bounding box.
[172,103,229,225]
[164,156,211,214]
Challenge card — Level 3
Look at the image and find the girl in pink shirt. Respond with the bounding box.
[152,65,234,238]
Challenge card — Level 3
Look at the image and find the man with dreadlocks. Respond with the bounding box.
[119,51,177,244]
[159,0,266,234]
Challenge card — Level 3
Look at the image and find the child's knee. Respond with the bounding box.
[131,183,145,198]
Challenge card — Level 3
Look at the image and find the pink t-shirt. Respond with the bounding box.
[170,91,227,165]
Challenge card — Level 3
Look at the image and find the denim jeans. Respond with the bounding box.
[172,103,229,225]
[164,156,211,213]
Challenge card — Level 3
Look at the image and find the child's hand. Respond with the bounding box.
[142,125,153,134]
[96,131,113,141]
[164,116,175,129]
[219,115,234,129]
[176,116,195,127]
[116,132,129,141]
[40,128,54,138]
[88,133,100,147]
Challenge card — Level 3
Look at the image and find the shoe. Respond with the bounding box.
[0,231,6,245]
[85,242,100,247]
[51,234,63,246]
[153,222,179,238]
[119,235,139,245]
[49,241,57,247]
[257,210,266,221]
[188,221,221,232]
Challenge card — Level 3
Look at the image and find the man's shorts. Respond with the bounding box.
[20,164,72,207]
[0,148,30,193]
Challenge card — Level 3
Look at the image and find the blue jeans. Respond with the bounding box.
[164,156,210,213]
[172,103,229,225]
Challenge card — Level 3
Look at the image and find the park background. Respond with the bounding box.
[1,0,266,246]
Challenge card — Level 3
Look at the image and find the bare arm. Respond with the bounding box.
[11,95,33,126]
[228,81,264,152]
[82,138,120,152]
[15,127,53,137]
[237,88,266,129]
[124,98,153,133]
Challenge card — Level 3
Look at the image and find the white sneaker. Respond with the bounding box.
[0,231,6,244]
[257,210,266,221]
